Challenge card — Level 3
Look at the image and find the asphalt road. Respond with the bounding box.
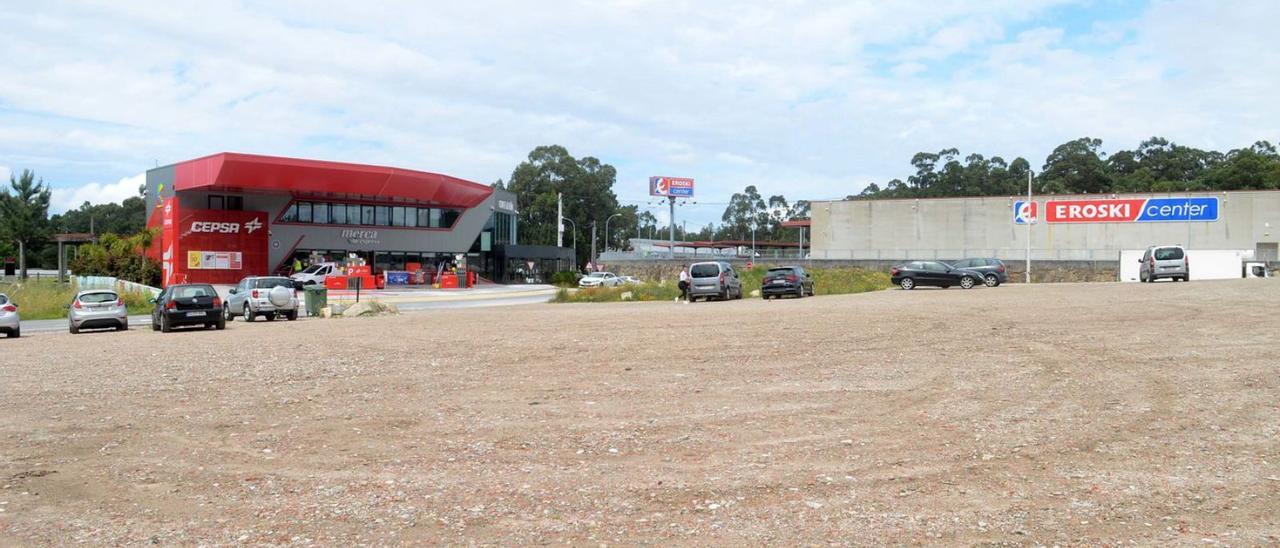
[16,292,554,334]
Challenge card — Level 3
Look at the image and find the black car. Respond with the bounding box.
[761,266,815,299]
[890,261,986,290]
[151,284,226,332]
[949,258,1008,287]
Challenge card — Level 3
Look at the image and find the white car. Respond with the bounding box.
[620,275,641,285]
[579,272,623,288]
[0,293,20,338]
[290,262,337,285]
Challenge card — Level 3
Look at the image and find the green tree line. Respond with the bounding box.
[852,137,1280,200]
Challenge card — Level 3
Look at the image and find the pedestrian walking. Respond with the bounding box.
[677,264,690,303]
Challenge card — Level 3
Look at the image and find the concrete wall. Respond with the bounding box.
[811,191,1280,261]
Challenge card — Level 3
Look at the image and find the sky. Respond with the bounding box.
[1,0,1277,227]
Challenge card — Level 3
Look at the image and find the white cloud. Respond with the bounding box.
[51,172,144,213]
[0,165,9,183]
[0,0,1277,228]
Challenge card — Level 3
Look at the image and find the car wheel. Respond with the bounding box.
[216,317,226,330]
[151,315,160,331]
[225,306,234,321]
[960,276,976,289]
[900,277,915,290]
[984,274,998,287]
[285,310,298,321]
[266,313,277,322]
[118,322,128,331]
[69,322,79,335]
[160,314,172,333]
[244,305,255,322]
[10,328,18,338]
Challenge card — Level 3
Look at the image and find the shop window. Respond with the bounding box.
[298,202,313,223]
[281,203,298,222]
[361,205,375,225]
[313,202,329,224]
[375,206,391,226]
[391,206,406,227]
[441,208,461,228]
[405,207,418,228]
[429,208,442,228]
[226,196,243,210]
[331,202,347,224]
[208,195,224,210]
[419,208,432,228]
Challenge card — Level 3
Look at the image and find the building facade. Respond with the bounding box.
[810,190,1280,262]
[144,152,523,285]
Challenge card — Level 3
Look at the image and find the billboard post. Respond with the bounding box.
[649,176,695,260]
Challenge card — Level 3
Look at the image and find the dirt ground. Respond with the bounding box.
[2,279,1278,545]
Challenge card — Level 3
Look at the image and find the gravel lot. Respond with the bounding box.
[2,279,1278,545]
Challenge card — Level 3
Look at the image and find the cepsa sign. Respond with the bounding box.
[650,176,695,197]
[1019,197,1220,223]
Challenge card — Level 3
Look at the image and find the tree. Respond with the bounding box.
[1039,137,1111,194]
[50,196,146,236]
[720,185,767,240]
[67,230,161,286]
[504,145,620,267]
[0,169,52,278]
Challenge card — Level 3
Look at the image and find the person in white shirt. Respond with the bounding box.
[677,265,690,302]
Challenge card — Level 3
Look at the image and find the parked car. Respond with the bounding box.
[688,261,743,301]
[290,262,338,286]
[890,261,986,290]
[0,293,19,338]
[226,276,299,322]
[579,272,623,288]
[619,275,642,285]
[150,284,226,332]
[761,266,815,299]
[68,290,129,333]
[950,258,1009,287]
[1139,245,1189,282]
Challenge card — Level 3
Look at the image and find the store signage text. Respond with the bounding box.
[1014,197,1219,224]
[342,229,380,245]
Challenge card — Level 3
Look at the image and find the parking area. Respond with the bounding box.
[1,279,1277,544]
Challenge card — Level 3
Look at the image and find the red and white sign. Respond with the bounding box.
[167,208,270,285]
[1045,199,1145,223]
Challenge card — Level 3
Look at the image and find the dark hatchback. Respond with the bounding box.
[890,261,987,290]
[761,266,815,298]
[949,258,1008,287]
[151,284,226,332]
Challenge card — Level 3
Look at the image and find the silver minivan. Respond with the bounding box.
[1139,245,1189,282]
[687,261,743,301]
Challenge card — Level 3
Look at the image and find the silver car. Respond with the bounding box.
[687,261,743,301]
[226,276,300,322]
[69,290,129,333]
[0,293,19,338]
[1139,245,1189,282]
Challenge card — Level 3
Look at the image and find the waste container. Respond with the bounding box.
[303,285,327,317]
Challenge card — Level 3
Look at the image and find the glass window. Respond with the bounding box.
[1154,247,1184,260]
[428,208,441,228]
[297,202,313,223]
[375,206,391,226]
[417,208,430,228]
[331,202,347,224]
[313,202,329,224]
[78,291,118,304]
[346,205,359,225]
[405,207,417,227]
[281,203,298,222]
[208,195,224,209]
[440,209,460,228]
[227,196,243,210]
[391,206,406,227]
[362,205,375,225]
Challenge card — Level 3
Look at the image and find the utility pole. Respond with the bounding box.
[1026,171,1033,284]
[556,193,563,248]
[591,221,597,267]
[668,196,676,259]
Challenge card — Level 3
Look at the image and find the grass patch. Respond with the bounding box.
[0,281,156,320]
[552,267,892,303]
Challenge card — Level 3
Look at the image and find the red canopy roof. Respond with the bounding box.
[172,152,493,208]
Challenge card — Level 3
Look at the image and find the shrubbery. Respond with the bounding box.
[68,230,161,287]
[550,271,580,287]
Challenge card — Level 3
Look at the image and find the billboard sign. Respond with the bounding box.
[1044,197,1219,223]
[1013,201,1038,224]
[649,176,695,197]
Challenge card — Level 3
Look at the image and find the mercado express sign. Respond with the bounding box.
[1012,197,1219,224]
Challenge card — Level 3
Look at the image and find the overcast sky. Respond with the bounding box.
[1,0,1277,226]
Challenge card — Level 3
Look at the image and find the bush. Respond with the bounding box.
[68,230,161,286]
[550,271,580,287]
[551,266,891,303]
[0,280,155,320]
[552,281,680,303]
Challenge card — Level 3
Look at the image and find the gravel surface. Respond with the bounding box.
[2,279,1278,545]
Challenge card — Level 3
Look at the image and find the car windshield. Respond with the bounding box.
[690,264,720,277]
[251,278,294,289]
[79,292,118,304]
[173,285,216,299]
[584,273,605,278]
[1154,247,1184,260]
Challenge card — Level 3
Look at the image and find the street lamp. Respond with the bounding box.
[603,213,622,255]
[562,217,577,254]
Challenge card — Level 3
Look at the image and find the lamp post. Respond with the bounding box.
[562,217,577,258]
[603,213,622,258]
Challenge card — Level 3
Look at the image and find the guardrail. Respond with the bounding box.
[73,276,162,297]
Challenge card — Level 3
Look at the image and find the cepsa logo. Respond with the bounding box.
[190,221,243,234]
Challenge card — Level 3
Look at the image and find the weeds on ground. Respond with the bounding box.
[0,281,154,320]
[553,267,892,303]
[553,282,681,303]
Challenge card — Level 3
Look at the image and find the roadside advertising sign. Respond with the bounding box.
[1014,201,1037,224]
[649,176,695,197]
[1013,197,1219,224]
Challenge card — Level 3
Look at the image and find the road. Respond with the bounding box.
[15,291,555,334]
[2,279,1277,545]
